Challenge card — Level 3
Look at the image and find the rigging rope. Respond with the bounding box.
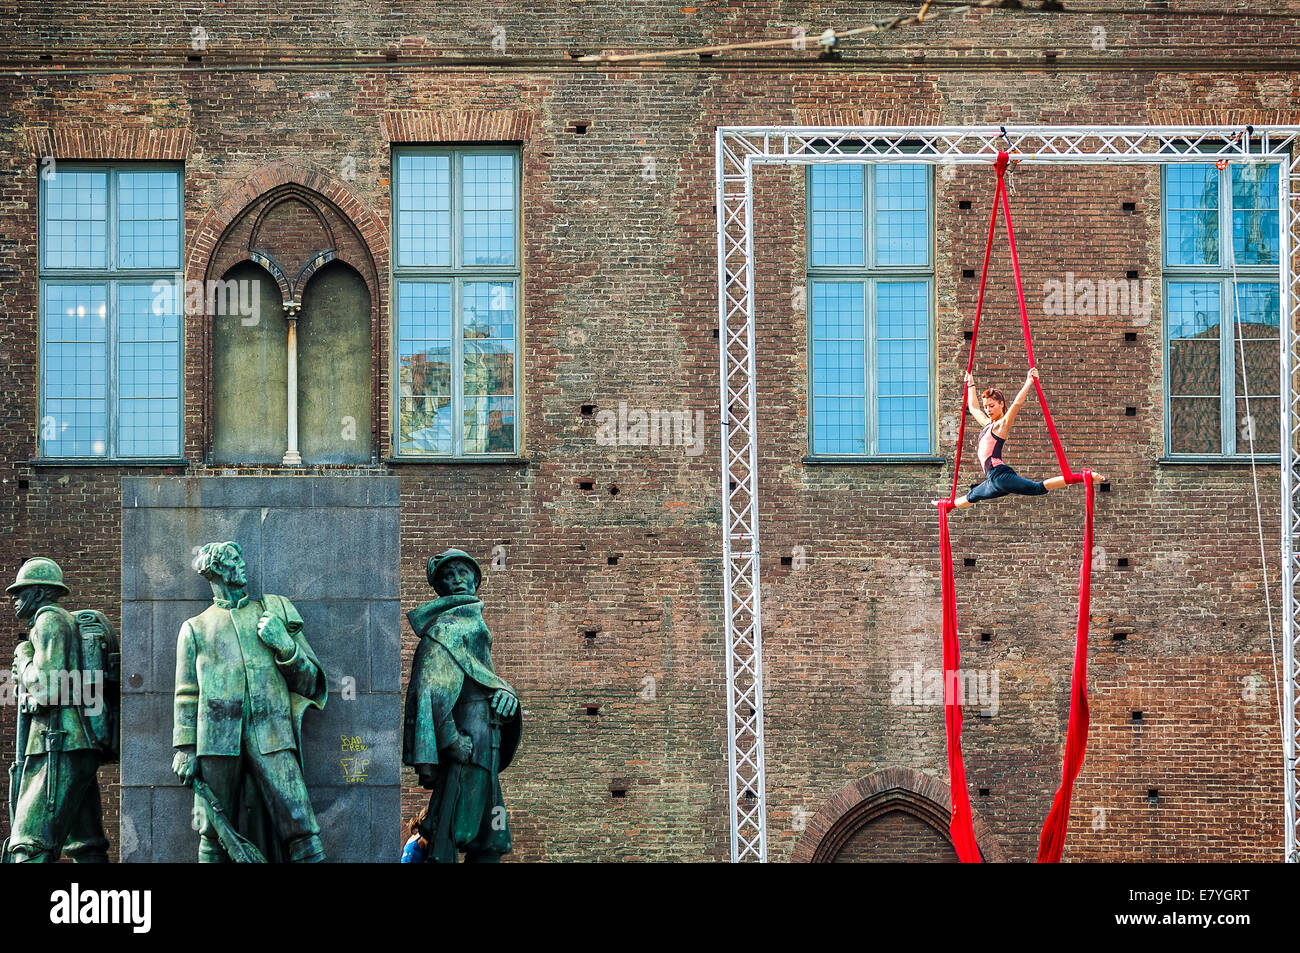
[1227,219,1285,830]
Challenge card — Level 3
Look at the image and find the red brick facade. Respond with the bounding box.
[0,2,1294,861]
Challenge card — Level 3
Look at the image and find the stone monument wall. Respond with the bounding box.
[118,476,401,863]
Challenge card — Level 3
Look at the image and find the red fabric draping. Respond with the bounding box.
[938,151,1095,863]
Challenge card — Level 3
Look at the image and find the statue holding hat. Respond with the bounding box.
[4,557,113,863]
[403,548,521,863]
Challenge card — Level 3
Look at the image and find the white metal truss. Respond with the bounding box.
[715,124,1300,862]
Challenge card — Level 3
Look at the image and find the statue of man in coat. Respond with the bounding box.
[171,541,328,863]
[403,549,521,863]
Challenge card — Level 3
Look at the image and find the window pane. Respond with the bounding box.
[1165,165,1219,266]
[1168,282,1221,406]
[1167,281,1221,340]
[118,170,182,268]
[876,281,930,453]
[397,154,452,267]
[399,396,452,454]
[117,282,181,456]
[463,282,515,452]
[463,282,515,399]
[878,396,928,454]
[1232,164,1279,265]
[1232,282,1280,338]
[875,165,928,266]
[43,170,108,269]
[812,397,865,454]
[1236,397,1279,453]
[809,165,864,266]
[397,281,452,453]
[1169,340,1219,395]
[43,284,108,456]
[1233,283,1280,396]
[1170,397,1221,454]
[811,282,865,397]
[811,281,865,453]
[462,154,516,266]
[464,395,515,454]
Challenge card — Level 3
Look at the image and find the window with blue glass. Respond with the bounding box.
[393,148,520,456]
[807,163,933,456]
[39,165,183,458]
[1162,162,1280,457]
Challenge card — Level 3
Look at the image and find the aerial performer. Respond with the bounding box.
[935,368,1106,510]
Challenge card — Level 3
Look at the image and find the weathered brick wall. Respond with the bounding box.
[0,1,1294,861]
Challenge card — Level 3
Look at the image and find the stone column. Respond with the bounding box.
[283,302,303,465]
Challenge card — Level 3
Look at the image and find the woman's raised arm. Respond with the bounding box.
[966,371,991,427]
[997,367,1038,435]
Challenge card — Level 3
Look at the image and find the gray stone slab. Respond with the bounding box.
[294,600,371,692]
[150,600,210,691]
[120,601,152,694]
[260,507,399,599]
[370,600,403,692]
[308,476,400,509]
[310,785,373,862]
[119,693,178,787]
[121,476,197,510]
[369,788,402,863]
[301,692,401,787]
[119,787,152,862]
[194,477,317,509]
[149,785,198,864]
[122,507,265,601]
[121,476,402,863]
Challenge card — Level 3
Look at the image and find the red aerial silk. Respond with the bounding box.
[938,151,1095,863]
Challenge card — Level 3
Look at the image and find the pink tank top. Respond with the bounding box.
[977,423,1006,475]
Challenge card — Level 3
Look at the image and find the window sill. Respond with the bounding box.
[802,455,947,466]
[24,458,190,468]
[1157,455,1281,466]
[383,456,530,466]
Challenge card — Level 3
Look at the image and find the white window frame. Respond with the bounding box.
[1161,160,1281,460]
[391,146,523,458]
[37,162,185,461]
[804,160,936,459]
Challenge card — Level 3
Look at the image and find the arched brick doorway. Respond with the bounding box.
[791,767,1005,863]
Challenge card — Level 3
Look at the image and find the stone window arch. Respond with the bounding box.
[190,165,384,464]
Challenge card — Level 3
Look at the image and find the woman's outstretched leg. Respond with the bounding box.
[1043,471,1106,492]
[932,495,974,509]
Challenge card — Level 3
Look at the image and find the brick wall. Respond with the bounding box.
[0,1,1294,861]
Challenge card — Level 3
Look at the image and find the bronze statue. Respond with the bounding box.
[403,549,521,862]
[171,541,327,862]
[4,557,114,863]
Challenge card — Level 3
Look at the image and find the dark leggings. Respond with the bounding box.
[966,464,1047,503]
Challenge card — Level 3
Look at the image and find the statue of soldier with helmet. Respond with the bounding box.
[4,557,117,863]
[403,548,521,863]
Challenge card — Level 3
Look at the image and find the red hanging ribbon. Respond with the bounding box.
[938,152,1094,863]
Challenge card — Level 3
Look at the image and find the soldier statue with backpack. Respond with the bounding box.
[3,557,119,863]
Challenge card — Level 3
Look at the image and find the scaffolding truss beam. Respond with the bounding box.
[715,124,1300,863]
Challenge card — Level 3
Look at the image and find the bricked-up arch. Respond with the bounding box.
[187,165,387,461]
[790,767,1006,863]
